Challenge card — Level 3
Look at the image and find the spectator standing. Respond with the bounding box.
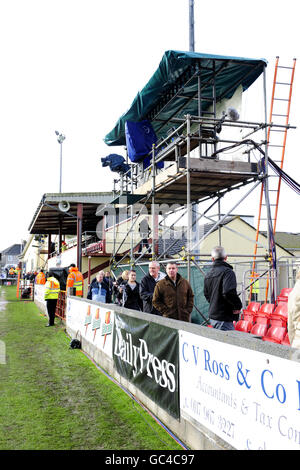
[36,269,46,285]
[104,271,114,295]
[137,218,151,254]
[152,262,194,322]
[67,264,83,297]
[8,267,15,277]
[87,270,111,303]
[44,271,60,327]
[250,272,260,301]
[114,270,129,305]
[140,261,165,315]
[204,246,242,331]
[123,270,143,311]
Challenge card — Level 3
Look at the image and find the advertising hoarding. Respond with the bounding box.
[180,330,300,450]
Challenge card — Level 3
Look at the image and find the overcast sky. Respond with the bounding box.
[0,0,299,251]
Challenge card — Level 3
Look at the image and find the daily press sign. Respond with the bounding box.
[180,331,300,450]
[113,313,179,419]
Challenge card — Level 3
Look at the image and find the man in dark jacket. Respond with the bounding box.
[140,261,166,315]
[204,246,242,330]
[152,262,194,322]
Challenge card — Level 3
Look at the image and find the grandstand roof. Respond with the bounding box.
[104,49,267,146]
[28,192,114,235]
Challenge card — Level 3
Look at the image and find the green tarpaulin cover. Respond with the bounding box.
[104,50,267,147]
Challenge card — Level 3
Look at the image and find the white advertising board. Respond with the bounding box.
[66,297,114,357]
[179,330,300,450]
[34,284,46,306]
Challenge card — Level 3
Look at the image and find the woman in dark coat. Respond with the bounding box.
[123,270,143,311]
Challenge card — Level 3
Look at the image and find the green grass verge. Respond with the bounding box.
[0,286,183,450]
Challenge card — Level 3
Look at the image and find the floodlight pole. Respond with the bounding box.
[59,142,63,193]
[189,0,199,268]
[55,131,66,193]
[189,0,195,52]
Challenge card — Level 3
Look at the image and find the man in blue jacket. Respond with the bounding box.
[204,246,242,330]
[87,270,111,303]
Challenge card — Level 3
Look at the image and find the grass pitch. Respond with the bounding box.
[0,286,183,451]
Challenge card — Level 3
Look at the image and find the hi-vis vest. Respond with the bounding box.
[44,277,60,300]
[67,268,83,296]
[36,272,46,285]
[252,279,260,294]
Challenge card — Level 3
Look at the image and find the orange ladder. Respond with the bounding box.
[250,57,296,302]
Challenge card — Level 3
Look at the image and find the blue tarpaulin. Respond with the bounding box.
[101,154,131,174]
[125,120,157,162]
[104,50,267,147]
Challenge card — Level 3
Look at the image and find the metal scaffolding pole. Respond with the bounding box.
[190,179,262,252]
[152,144,156,258]
[130,171,134,264]
[186,114,192,283]
[111,192,152,270]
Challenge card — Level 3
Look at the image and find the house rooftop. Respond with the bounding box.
[1,244,23,255]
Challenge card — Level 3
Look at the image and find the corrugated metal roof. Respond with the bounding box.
[28,192,114,235]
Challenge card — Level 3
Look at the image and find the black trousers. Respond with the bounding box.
[46,299,57,325]
[137,238,151,253]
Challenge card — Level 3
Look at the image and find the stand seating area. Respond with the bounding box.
[234,288,293,346]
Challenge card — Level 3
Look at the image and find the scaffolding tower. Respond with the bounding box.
[102,51,296,307]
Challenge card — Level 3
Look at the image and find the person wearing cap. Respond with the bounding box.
[44,271,60,327]
[204,246,242,331]
[66,263,83,297]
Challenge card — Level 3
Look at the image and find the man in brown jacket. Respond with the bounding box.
[152,262,194,322]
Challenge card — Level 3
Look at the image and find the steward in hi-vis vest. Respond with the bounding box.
[44,273,60,327]
[66,264,83,297]
[36,270,46,285]
[251,273,260,301]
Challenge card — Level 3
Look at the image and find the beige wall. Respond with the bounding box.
[199,217,293,300]
[20,235,48,272]
[104,214,152,256]
[199,217,290,261]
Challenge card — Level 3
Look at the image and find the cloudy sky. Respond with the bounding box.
[0,0,299,251]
